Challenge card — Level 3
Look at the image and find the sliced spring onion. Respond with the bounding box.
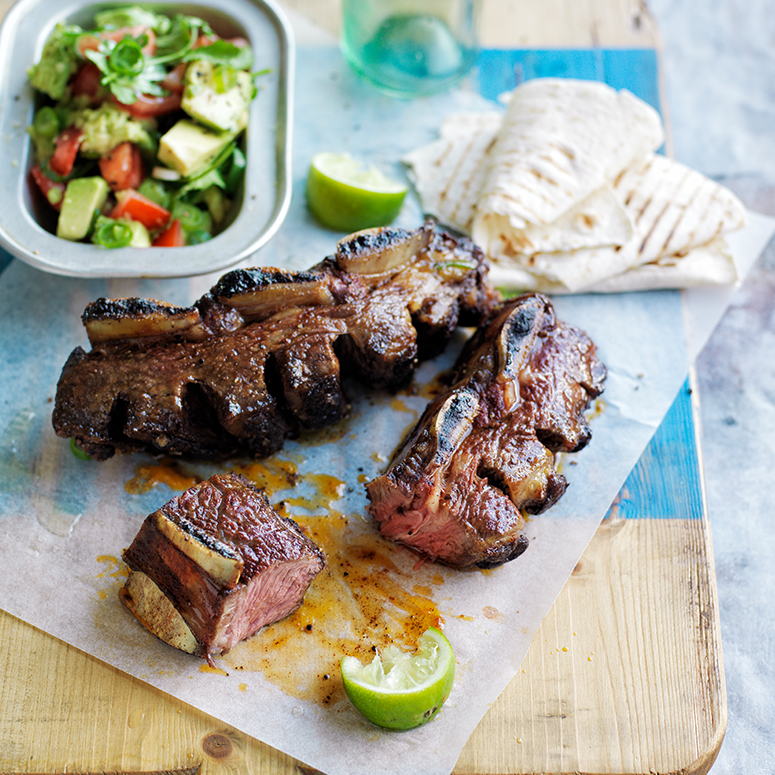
[213,64,238,93]
[186,229,212,244]
[92,218,134,248]
[109,38,146,77]
[152,166,182,182]
[33,106,61,139]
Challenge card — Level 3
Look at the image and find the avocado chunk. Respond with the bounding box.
[181,60,253,134]
[57,177,110,241]
[157,119,234,178]
[122,218,152,247]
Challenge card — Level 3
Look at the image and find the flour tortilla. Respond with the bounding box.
[403,105,635,252]
[402,113,500,233]
[403,78,745,293]
[583,238,737,292]
[489,151,746,294]
[482,184,633,255]
[471,78,664,242]
[489,237,738,294]
[498,153,747,292]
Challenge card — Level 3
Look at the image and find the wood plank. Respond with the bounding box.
[0,510,725,775]
[282,0,661,48]
[0,0,723,773]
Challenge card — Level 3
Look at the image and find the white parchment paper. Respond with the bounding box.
[0,41,774,775]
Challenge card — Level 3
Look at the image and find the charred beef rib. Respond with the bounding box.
[120,473,325,663]
[52,222,499,460]
[365,294,606,570]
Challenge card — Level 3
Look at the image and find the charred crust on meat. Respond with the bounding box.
[366,293,606,570]
[83,297,195,321]
[210,267,324,298]
[120,473,326,662]
[52,224,499,461]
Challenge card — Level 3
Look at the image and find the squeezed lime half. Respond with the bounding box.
[340,627,455,730]
[306,152,408,232]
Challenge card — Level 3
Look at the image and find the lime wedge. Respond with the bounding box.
[340,627,455,730]
[306,152,408,232]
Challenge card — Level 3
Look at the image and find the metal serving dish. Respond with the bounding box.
[0,0,293,278]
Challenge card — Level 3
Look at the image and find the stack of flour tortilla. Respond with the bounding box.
[403,78,746,293]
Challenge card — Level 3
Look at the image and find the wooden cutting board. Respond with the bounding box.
[0,1,724,774]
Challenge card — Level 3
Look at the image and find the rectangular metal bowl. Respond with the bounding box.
[0,0,294,278]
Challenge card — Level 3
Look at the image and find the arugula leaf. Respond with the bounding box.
[94,7,168,33]
[154,14,212,60]
[182,40,254,71]
[84,36,168,104]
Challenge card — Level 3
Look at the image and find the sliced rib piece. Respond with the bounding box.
[366,294,606,570]
[120,473,325,663]
[53,222,499,461]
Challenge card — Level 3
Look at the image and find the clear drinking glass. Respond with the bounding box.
[341,0,480,98]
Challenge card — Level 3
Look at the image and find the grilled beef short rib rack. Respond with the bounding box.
[53,222,499,461]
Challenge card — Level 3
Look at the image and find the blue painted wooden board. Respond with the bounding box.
[477,48,661,111]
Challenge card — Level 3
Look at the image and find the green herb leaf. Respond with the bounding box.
[94,7,167,32]
[153,14,211,61]
[70,438,91,460]
[85,35,168,104]
[220,146,246,194]
[182,40,253,71]
[110,38,145,76]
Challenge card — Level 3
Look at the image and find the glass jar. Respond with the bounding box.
[341,0,480,98]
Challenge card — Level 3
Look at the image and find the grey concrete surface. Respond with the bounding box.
[648,1,775,771]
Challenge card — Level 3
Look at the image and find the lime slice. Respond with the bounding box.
[306,152,408,232]
[340,627,455,730]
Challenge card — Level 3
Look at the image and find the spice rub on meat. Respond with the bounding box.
[120,473,325,663]
[366,294,606,570]
[52,221,499,461]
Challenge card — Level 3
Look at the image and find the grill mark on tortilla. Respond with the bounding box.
[528,164,562,187]
[433,141,454,172]
[488,169,577,220]
[638,165,696,258]
[548,142,576,162]
[633,195,654,224]
[668,172,705,253]
[438,138,469,205]
[617,156,655,210]
[706,189,726,241]
[491,190,554,224]
[647,166,694,256]
[449,134,498,226]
